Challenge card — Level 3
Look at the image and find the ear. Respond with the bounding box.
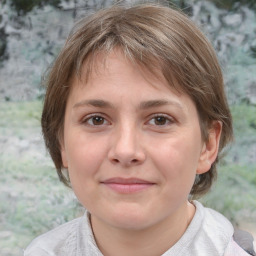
[197,121,222,174]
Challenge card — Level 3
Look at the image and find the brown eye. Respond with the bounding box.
[84,115,108,126]
[91,116,105,125]
[154,116,168,125]
[147,114,173,127]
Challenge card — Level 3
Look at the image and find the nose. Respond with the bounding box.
[108,125,146,167]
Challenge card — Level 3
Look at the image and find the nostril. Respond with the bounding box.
[111,158,139,165]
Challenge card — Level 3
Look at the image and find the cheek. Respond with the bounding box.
[150,138,200,186]
[66,136,108,206]
[65,134,108,181]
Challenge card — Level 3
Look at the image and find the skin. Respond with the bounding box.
[61,50,222,256]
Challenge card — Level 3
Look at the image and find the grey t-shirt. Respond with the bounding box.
[24,201,249,256]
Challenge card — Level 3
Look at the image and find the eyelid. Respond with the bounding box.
[146,113,175,125]
[81,113,111,126]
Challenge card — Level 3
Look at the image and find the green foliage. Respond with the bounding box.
[207,0,256,10]
[250,46,256,59]
[0,101,42,131]
[231,104,256,134]
[200,164,256,223]
[230,104,256,156]
[0,100,83,255]
[4,0,62,15]
[201,103,256,223]
[0,28,8,63]
[1,100,255,254]
[0,156,82,255]
[169,0,186,8]
[168,0,193,15]
[4,0,256,16]
[11,0,41,14]
[168,0,256,11]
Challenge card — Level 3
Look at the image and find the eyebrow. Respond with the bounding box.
[139,100,183,110]
[73,99,183,110]
[73,99,115,109]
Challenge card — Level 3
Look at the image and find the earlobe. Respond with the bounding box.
[197,121,222,174]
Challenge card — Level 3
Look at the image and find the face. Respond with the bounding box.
[61,51,218,231]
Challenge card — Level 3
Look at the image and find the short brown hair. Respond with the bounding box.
[41,3,233,198]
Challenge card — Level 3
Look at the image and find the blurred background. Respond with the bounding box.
[0,0,255,255]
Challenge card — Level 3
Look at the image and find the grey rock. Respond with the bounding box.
[238,7,256,34]
[0,231,13,239]
[0,28,7,59]
[246,81,256,105]
[0,0,255,103]
[222,13,243,27]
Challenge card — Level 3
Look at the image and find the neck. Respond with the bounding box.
[90,201,195,256]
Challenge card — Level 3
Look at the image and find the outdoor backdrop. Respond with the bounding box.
[0,0,256,255]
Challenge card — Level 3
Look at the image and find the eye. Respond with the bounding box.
[83,115,109,126]
[148,115,173,126]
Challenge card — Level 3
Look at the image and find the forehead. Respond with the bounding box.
[71,51,168,95]
[74,49,183,96]
[67,50,197,115]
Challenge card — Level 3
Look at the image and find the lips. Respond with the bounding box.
[101,177,155,194]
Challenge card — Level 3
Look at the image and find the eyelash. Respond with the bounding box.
[81,113,174,127]
[147,114,174,126]
[82,114,110,126]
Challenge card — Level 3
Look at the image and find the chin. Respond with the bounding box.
[105,206,154,230]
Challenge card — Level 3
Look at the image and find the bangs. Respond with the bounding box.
[73,41,183,96]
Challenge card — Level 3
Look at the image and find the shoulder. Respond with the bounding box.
[202,203,234,233]
[193,200,234,239]
[24,216,83,256]
[192,201,251,256]
[162,201,235,256]
[186,201,234,255]
[224,238,252,256]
